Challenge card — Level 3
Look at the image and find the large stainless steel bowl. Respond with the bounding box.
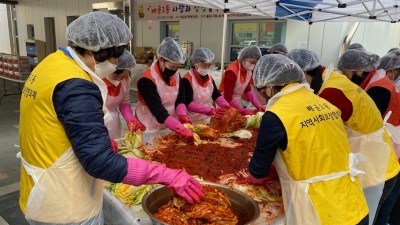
[142,181,260,225]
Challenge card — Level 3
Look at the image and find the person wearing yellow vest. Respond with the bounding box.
[181,48,231,123]
[377,51,400,225]
[219,45,265,115]
[243,54,369,225]
[103,50,145,140]
[338,49,400,225]
[289,48,400,225]
[18,12,204,225]
[136,37,194,141]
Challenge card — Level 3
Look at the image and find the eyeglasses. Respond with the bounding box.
[93,45,127,62]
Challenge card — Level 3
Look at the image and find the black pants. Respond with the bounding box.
[374,174,399,225]
[357,214,369,225]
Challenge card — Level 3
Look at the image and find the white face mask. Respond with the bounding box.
[243,61,255,72]
[105,76,121,86]
[196,68,210,76]
[94,60,117,79]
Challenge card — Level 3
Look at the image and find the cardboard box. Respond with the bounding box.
[11,55,30,64]
[134,47,153,55]
[13,63,31,74]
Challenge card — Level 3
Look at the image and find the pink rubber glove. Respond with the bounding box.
[119,103,135,122]
[176,103,193,124]
[122,158,205,204]
[188,102,215,116]
[246,91,266,112]
[229,98,245,111]
[164,116,194,142]
[110,138,118,153]
[176,103,188,116]
[214,108,228,116]
[215,96,230,108]
[178,114,193,124]
[241,108,257,115]
[127,118,146,132]
[229,99,256,115]
[237,164,279,185]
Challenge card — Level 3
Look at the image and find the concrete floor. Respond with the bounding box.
[0,79,138,224]
[0,79,28,225]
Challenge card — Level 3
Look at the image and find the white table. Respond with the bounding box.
[0,75,26,104]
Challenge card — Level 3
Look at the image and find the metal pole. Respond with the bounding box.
[130,0,136,53]
[221,11,228,74]
[307,24,311,48]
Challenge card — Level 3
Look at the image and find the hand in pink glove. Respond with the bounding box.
[256,106,266,112]
[166,171,205,204]
[164,116,194,142]
[237,164,279,185]
[246,91,265,112]
[214,108,228,116]
[229,98,256,115]
[178,127,194,143]
[127,117,146,132]
[122,158,205,204]
[215,96,231,109]
[110,138,118,153]
[179,114,193,124]
[240,108,257,115]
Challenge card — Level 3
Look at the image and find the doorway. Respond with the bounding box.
[44,17,56,56]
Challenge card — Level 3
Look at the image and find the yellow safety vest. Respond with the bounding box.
[269,83,368,225]
[19,50,92,213]
[319,71,400,180]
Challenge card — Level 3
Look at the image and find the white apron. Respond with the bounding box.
[18,149,104,224]
[17,47,112,224]
[136,62,180,133]
[233,64,254,109]
[268,83,364,225]
[187,69,213,123]
[384,111,400,158]
[322,66,390,225]
[105,79,130,139]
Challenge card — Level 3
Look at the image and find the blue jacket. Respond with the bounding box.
[53,78,127,183]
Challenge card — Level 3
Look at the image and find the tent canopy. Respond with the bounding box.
[167,0,400,23]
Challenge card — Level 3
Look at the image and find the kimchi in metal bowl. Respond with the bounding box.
[141,181,260,225]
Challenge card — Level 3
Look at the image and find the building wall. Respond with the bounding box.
[16,0,101,56]
[285,20,400,68]
[0,4,11,54]
[11,0,400,66]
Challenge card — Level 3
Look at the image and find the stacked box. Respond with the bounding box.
[134,47,154,64]
[0,54,3,77]
[0,54,32,80]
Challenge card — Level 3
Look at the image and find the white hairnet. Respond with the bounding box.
[237,46,262,61]
[117,50,136,70]
[66,11,132,52]
[378,51,400,70]
[157,37,186,64]
[347,43,366,51]
[269,43,288,55]
[287,49,320,71]
[388,47,400,53]
[190,48,214,66]
[253,54,305,88]
[338,49,380,72]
